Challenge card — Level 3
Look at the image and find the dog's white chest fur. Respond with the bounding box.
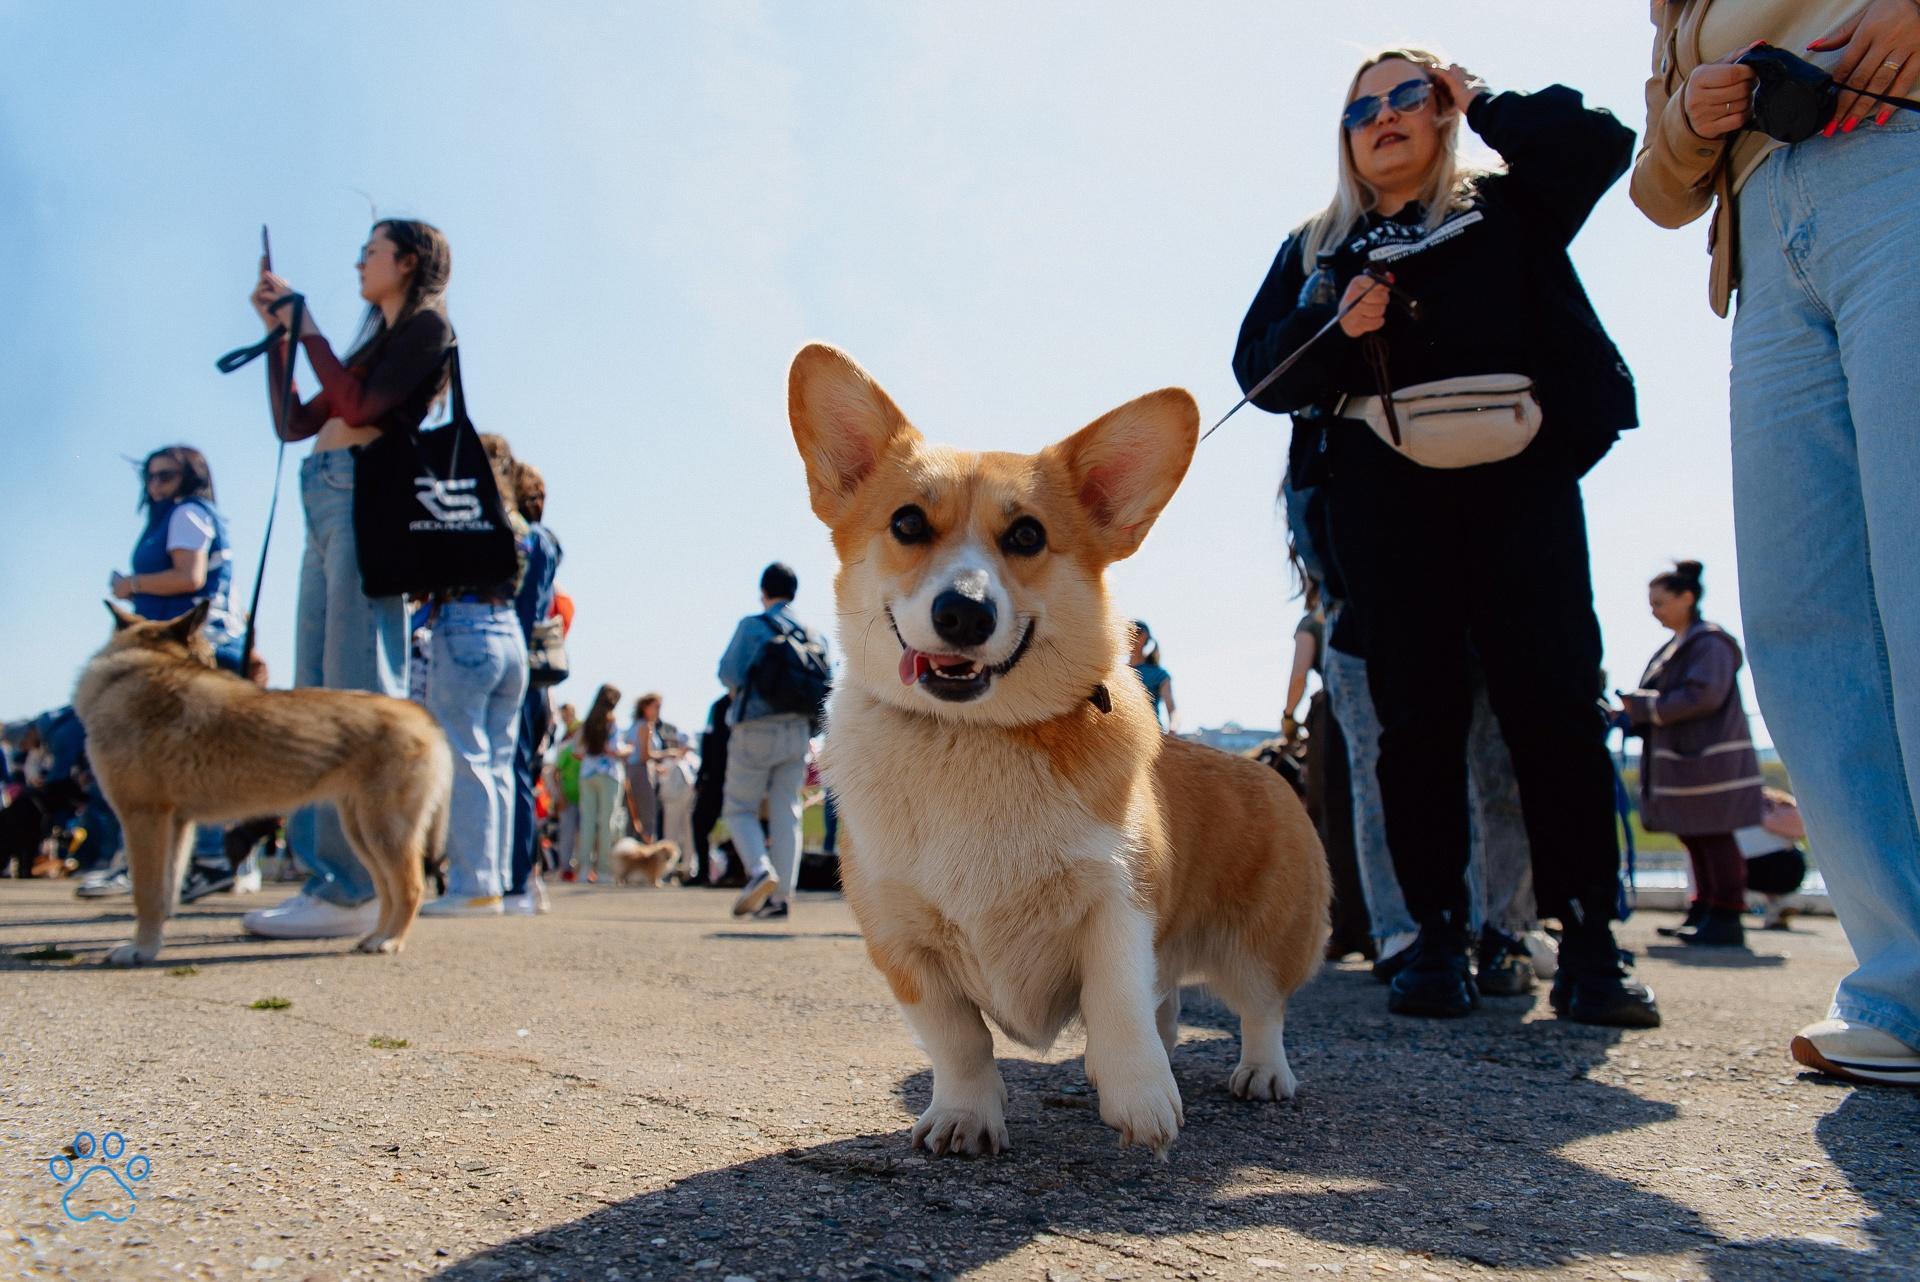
[822,692,1141,1049]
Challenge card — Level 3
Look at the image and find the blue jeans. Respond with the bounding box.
[290,449,407,907]
[1324,624,1536,942]
[426,603,528,900]
[1731,120,1920,1048]
[721,714,810,899]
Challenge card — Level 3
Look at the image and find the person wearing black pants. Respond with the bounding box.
[690,693,732,884]
[1233,49,1657,1026]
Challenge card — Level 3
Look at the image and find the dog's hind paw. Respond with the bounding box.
[911,1099,1009,1158]
[103,942,155,967]
[355,934,403,955]
[1229,1059,1298,1102]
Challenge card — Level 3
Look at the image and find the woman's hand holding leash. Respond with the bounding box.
[1338,274,1390,338]
[1684,54,1759,139]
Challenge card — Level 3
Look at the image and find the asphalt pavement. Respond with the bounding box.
[1,879,1914,1282]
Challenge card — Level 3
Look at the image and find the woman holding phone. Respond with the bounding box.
[1233,51,1654,1027]
[239,219,455,942]
[1632,1,1920,1086]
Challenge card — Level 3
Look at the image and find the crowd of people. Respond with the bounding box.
[1228,9,1920,1086]
[7,4,1920,1092]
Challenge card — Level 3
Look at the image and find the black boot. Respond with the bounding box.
[1656,901,1706,938]
[1551,924,1660,1029]
[1388,922,1478,1018]
[1678,907,1747,948]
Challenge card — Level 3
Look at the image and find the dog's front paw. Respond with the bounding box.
[104,941,155,967]
[911,1082,1009,1157]
[1229,1058,1298,1102]
[355,933,403,955]
[1088,1049,1184,1157]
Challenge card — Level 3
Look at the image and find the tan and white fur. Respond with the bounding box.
[614,837,683,886]
[73,602,452,965]
[788,344,1330,1157]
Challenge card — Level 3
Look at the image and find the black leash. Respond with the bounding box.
[1203,269,1419,443]
[215,293,306,672]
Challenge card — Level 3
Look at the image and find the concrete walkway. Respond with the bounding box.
[1,880,1914,1281]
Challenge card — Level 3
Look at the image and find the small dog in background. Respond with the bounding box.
[73,602,452,964]
[614,837,682,886]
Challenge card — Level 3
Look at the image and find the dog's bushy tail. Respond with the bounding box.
[426,743,453,863]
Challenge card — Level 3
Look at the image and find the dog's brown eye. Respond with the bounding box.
[1002,517,1046,557]
[889,505,931,545]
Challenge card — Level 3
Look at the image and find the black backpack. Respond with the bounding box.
[748,614,832,734]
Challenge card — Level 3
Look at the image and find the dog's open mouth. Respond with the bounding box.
[889,613,1034,704]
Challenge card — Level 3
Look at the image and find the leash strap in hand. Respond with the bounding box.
[1203,273,1403,443]
[214,293,306,672]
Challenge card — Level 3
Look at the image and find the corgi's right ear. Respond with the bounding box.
[788,343,921,525]
[106,602,140,631]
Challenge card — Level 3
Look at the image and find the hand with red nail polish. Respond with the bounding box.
[1808,0,1920,136]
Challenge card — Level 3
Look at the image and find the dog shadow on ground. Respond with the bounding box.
[434,967,1898,1281]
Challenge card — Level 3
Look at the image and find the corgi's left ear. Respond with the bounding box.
[1047,388,1199,562]
[789,343,922,526]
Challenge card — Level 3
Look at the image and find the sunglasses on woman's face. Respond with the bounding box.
[1343,78,1434,131]
[146,469,181,484]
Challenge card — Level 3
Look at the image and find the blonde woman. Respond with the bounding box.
[1233,51,1654,1027]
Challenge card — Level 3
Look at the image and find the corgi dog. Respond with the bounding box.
[788,344,1329,1157]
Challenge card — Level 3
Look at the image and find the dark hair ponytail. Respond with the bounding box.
[1650,560,1705,619]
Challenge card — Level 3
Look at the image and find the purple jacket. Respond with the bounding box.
[1622,622,1765,836]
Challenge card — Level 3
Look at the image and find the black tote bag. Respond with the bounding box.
[352,342,518,599]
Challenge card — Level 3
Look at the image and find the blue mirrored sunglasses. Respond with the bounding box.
[1342,78,1434,131]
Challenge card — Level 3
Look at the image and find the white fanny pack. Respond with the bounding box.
[1341,373,1541,470]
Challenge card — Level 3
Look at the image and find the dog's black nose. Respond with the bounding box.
[931,590,996,648]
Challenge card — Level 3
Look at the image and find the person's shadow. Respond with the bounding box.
[1699,1084,1920,1280]
[435,971,1772,1280]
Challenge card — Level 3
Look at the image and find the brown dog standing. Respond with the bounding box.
[73,602,451,964]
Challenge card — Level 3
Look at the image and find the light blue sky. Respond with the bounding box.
[1,2,1755,739]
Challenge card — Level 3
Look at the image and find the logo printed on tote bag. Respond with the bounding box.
[412,475,492,530]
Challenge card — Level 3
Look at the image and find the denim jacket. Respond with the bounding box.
[717,601,825,726]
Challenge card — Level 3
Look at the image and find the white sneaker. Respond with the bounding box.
[1524,929,1560,981]
[1791,1018,1920,1087]
[231,861,263,895]
[76,869,132,899]
[504,879,550,916]
[242,892,380,939]
[419,894,504,918]
[732,870,778,918]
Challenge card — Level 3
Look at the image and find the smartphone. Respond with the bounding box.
[261,224,273,272]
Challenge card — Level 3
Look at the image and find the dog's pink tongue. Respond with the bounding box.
[898,647,965,686]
